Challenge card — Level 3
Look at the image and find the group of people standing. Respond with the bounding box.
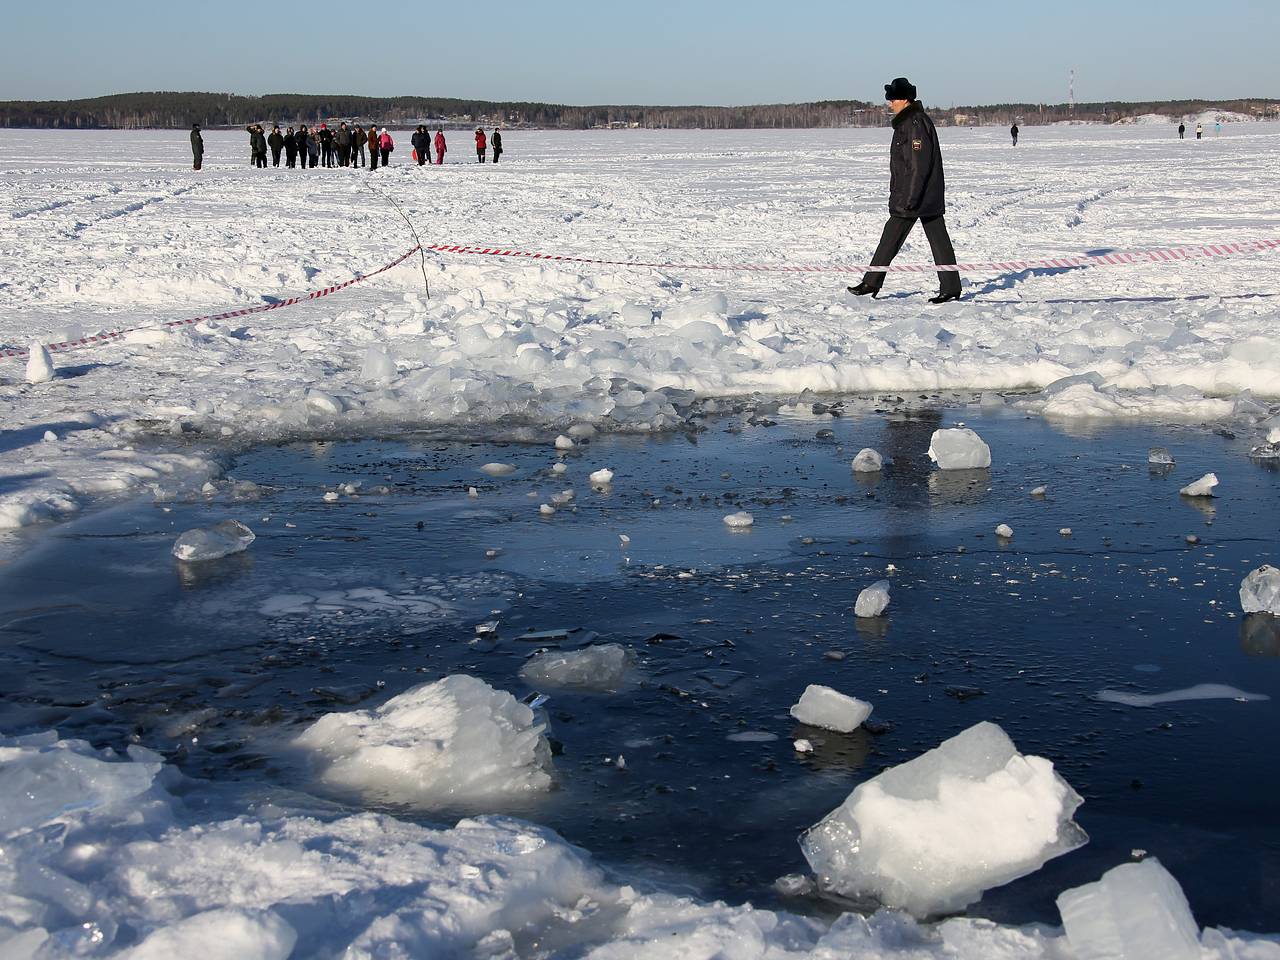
[189,122,506,171]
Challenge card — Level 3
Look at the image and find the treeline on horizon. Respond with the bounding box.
[0,91,1276,130]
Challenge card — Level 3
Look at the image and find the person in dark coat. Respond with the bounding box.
[1010,122,1019,146]
[368,125,380,170]
[190,124,204,170]
[336,122,352,166]
[296,126,311,169]
[847,78,962,305]
[1178,122,1186,139]
[351,125,366,167]
[284,127,297,167]
[318,124,335,167]
[307,129,320,168]
[411,125,430,166]
[492,129,503,163]
[247,125,268,168]
[268,125,285,166]
[475,127,487,163]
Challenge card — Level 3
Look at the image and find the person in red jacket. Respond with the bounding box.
[434,128,446,165]
[475,127,487,163]
[378,127,394,167]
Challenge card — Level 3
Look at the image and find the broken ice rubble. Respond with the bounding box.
[1057,858,1201,960]
[1240,565,1280,615]
[801,720,1087,917]
[294,674,553,804]
[171,519,255,562]
[520,644,631,692]
[1179,473,1218,497]
[790,684,872,733]
[854,580,891,618]
[927,428,991,470]
[851,448,884,473]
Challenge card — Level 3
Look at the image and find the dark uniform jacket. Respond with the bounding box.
[268,130,285,151]
[411,129,430,154]
[190,129,203,157]
[888,101,945,219]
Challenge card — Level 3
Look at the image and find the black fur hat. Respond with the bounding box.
[884,77,918,101]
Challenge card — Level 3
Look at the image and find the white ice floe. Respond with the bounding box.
[554,434,576,450]
[589,467,615,485]
[294,674,553,804]
[479,462,517,476]
[25,341,54,383]
[851,448,884,473]
[794,738,814,753]
[519,644,631,692]
[1179,473,1218,497]
[927,428,991,470]
[1096,683,1270,707]
[539,503,557,516]
[1029,485,1046,497]
[551,462,568,475]
[1057,859,1201,960]
[1240,565,1280,615]
[801,721,1087,917]
[854,580,891,618]
[1148,447,1175,465]
[171,519,255,562]
[1059,527,1073,536]
[723,511,754,528]
[996,523,1014,539]
[790,684,872,733]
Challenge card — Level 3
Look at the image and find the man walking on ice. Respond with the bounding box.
[847,77,962,305]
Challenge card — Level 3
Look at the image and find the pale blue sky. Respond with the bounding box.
[5,0,1276,105]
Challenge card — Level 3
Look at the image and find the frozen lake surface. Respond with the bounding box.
[3,406,1278,937]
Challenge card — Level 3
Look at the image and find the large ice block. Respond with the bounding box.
[520,644,631,691]
[790,685,872,733]
[172,519,255,562]
[927,428,992,470]
[801,721,1086,917]
[1057,858,1201,960]
[1240,565,1280,615]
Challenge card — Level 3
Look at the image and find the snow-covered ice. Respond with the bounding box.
[479,462,517,476]
[790,684,873,732]
[1057,858,1201,960]
[995,523,1014,539]
[1179,472,1219,497]
[854,579,891,618]
[801,721,1087,917]
[723,511,754,528]
[171,519,255,562]
[851,447,884,473]
[519,643,631,691]
[293,674,553,804]
[1096,683,1270,707]
[589,467,615,485]
[928,428,992,470]
[1240,564,1280,615]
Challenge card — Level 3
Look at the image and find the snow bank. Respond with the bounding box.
[801,721,1087,917]
[293,674,553,805]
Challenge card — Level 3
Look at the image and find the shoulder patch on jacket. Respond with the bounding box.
[912,138,923,152]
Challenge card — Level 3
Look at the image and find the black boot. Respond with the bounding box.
[847,281,880,298]
[928,291,962,305]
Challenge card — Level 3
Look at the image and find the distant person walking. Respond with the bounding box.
[847,77,962,305]
[1178,122,1186,139]
[336,122,353,166]
[190,123,204,170]
[284,127,298,167]
[492,129,503,163]
[379,128,394,167]
[1010,122,1018,146]
[368,125,380,170]
[352,125,366,167]
[412,124,430,166]
[434,128,446,165]
[475,127,487,163]
[268,125,285,166]
[1196,122,1203,140]
[1215,120,1222,137]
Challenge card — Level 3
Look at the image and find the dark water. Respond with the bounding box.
[2,403,1279,928]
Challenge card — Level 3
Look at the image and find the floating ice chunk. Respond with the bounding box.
[995,523,1014,539]
[323,491,340,502]
[790,684,872,733]
[125,908,298,960]
[520,644,631,691]
[1179,473,1217,497]
[1057,859,1200,960]
[1241,565,1280,615]
[554,435,575,451]
[794,739,814,753]
[728,731,779,743]
[480,463,517,477]
[855,580,891,618]
[539,504,556,516]
[551,462,568,475]
[851,448,884,473]
[26,341,55,383]
[1030,485,1047,497]
[1148,447,1175,465]
[1096,683,1270,707]
[1059,528,1073,536]
[927,428,991,470]
[801,721,1087,917]
[171,520,255,562]
[1250,441,1280,459]
[589,468,614,485]
[723,511,754,528]
[551,489,574,505]
[294,674,553,804]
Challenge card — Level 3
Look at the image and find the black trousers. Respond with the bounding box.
[861,214,961,296]
[353,144,365,167]
[338,146,350,166]
[380,148,390,166]
[254,152,267,168]
[493,149,501,164]
[477,149,485,163]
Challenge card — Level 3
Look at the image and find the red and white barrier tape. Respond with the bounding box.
[3,245,423,361]
[423,238,1280,274]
